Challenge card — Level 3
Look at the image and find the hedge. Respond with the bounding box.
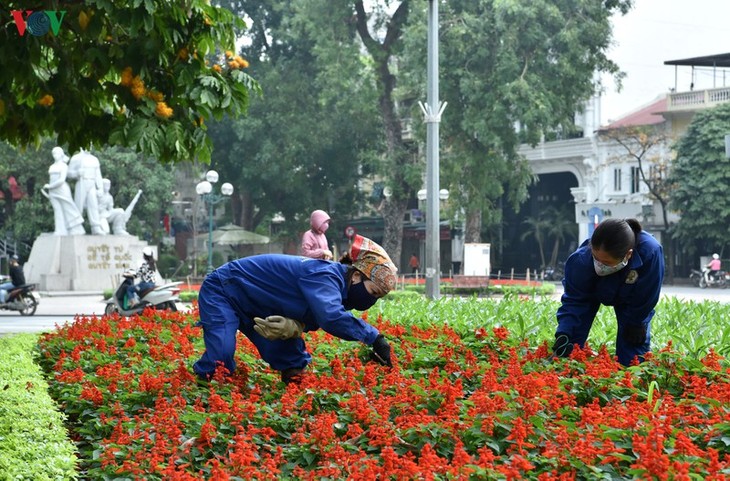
[0,334,78,480]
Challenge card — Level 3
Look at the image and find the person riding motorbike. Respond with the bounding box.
[705,253,721,284]
[127,247,157,307]
[0,255,25,304]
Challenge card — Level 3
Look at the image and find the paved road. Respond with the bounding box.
[551,284,730,304]
[0,293,193,335]
[1,284,729,335]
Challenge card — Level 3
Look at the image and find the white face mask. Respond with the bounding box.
[593,257,628,276]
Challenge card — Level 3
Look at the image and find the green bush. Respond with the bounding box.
[0,334,78,480]
[382,289,423,301]
[441,282,556,297]
[158,253,190,278]
[179,290,199,302]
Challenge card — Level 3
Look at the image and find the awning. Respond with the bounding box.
[664,53,730,68]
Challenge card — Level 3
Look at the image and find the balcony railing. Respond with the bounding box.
[667,86,730,111]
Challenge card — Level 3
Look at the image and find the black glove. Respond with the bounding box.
[552,332,574,358]
[623,324,647,346]
[370,334,393,367]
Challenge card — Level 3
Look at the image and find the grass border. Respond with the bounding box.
[0,333,78,480]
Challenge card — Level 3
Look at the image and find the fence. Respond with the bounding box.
[396,267,546,290]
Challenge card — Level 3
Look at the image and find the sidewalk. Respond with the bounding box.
[34,293,109,317]
[0,293,193,335]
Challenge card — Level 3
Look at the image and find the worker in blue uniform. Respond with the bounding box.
[552,218,665,366]
[193,235,397,383]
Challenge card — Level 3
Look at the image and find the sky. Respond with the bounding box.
[600,0,730,124]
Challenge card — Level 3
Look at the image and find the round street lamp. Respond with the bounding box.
[196,170,233,274]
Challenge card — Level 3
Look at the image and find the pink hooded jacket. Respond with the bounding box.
[301,210,331,259]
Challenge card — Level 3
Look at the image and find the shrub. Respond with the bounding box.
[179,290,199,302]
[0,334,78,479]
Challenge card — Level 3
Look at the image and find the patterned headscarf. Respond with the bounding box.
[349,235,397,293]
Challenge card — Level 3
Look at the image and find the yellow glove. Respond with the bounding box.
[253,315,304,340]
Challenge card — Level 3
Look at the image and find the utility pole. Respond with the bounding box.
[419,0,446,299]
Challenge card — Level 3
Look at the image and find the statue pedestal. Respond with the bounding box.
[25,234,154,292]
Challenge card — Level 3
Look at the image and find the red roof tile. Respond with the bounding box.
[602,96,667,129]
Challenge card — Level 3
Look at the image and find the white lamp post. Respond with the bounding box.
[419,0,446,300]
[196,170,233,274]
[416,188,449,292]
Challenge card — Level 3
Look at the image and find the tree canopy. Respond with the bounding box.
[191,0,631,266]
[206,0,382,239]
[0,0,259,163]
[432,0,631,242]
[669,102,730,255]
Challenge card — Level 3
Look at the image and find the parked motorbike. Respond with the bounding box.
[105,269,182,316]
[696,268,730,289]
[542,262,565,281]
[0,276,39,316]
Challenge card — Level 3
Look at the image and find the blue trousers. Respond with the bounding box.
[0,281,13,303]
[565,314,652,366]
[192,273,311,379]
[127,281,155,302]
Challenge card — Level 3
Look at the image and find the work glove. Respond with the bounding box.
[370,334,393,367]
[552,332,574,358]
[622,324,647,346]
[253,316,304,340]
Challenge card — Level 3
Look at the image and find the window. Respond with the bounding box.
[649,164,662,181]
[630,167,641,194]
[613,168,622,191]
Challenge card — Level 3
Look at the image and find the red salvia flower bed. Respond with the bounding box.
[36,305,730,480]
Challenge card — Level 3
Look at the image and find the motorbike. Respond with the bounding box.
[0,276,39,316]
[542,262,565,281]
[105,269,182,316]
[695,268,730,289]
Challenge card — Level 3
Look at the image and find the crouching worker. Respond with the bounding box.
[192,234,397,384]
[552,218,664,366]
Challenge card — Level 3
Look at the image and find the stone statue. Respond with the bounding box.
[98,178,143,236]
[41,147,85,235]
[68,150,105,235]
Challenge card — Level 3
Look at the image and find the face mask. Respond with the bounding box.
[320,222,329,234]
[344,281,378,311]
[593,257,628,276]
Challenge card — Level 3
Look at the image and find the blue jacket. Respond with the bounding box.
[216,254,380,344]
[557,231,664,332]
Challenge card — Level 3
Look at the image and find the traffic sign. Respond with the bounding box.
[344,226,356,238]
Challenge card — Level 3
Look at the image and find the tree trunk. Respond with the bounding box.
[382,198,408,270]
[659,200,675,285]
[465,209,482,243]
[549,239,559,268]
[354,1,414,271]
[236,191,255,231]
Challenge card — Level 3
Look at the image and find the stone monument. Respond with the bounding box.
[99,178,142,236]
[41,147,85,235]
[26,146,151,292]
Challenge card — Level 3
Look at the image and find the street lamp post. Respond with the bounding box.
[419,0,446,300]
[195,170,233,275]
[417,188,449,285]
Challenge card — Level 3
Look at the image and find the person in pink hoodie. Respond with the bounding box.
[301,209,333,260]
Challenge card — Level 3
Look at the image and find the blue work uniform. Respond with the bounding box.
[193,254,381,378]
[556,231,664,366]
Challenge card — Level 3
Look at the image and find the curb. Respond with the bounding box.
[38,291,104,298]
